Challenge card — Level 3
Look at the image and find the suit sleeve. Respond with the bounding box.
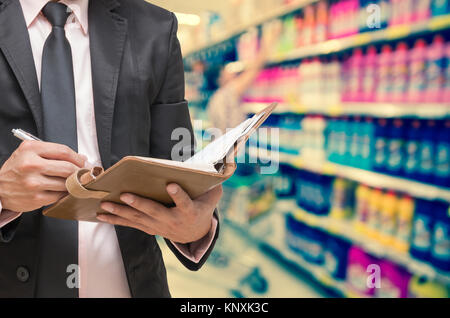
[150,13,220,271]
[0,156,22,243]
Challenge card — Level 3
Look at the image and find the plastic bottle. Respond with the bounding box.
[344,49,364,102]
[354,184,371,232]
[360,117,375,170]
[431,0,450,16]
[330,178,354,220]
[404,120,422,180]
[362,46,378,102]
[386,119,405,176]
[395,195,415,252]
[323,235,352,280]
[417,120,437,183]
[315,0,328,43]
[349,116,362,167]
[412,0,431,23]
[444,42,450,103]
[410,199,435,263]
[407,39,428,103]
[373,118,389,173]
[376,45,393,102]
[379,191,399,245]
[430,201,450,271]
[425,35,446,103]
[433,120,450,188]
[274,164,297,199]
[391,42,409,103]
[375,260,411,298]
[302,5,315,46]
[367,188,383,239]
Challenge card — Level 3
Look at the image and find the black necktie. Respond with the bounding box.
[36,2,79,298]
[41,1,77,150]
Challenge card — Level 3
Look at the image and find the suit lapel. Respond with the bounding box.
[0,0,43,136]
[89,0,128,168]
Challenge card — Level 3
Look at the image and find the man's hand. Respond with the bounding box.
[98,184,223,244]
[0,140,87,212]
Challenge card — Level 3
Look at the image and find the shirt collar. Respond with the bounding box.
[19,0,89,34]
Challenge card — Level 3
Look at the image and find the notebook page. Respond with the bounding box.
[134,157,217,173]
[186,111,265,166]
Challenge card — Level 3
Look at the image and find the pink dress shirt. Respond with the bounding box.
[0,0,217,297]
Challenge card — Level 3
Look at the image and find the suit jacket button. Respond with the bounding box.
[16,266,30,283]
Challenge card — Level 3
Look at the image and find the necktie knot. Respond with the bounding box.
[42,2,71,28]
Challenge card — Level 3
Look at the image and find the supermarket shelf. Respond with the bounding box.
[224,218,354,297]
[268,15,450,64]
[243,102,450,119]
[287,202,450,286]
[248,147,450,202]
[183,0,319,57]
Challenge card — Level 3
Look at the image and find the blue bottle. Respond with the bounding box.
[373,118,389,173]
[404,120,422,180]
[386,119,405,176]
[410,199,435,263]
[430,201,450,272]
[323,235,352,280]
[349,117,362,168]
[336,118,347,165]
[316,175,333,216]
[274,164,297,198]
[433,120,450,188]
[418,120,437,183]
[326,118,338,163]
[285,214,307,256]
[301,226,326,265]
[360,117,375,171]
[432,0,450,16]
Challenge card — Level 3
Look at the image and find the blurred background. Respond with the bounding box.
[149,0,450,298]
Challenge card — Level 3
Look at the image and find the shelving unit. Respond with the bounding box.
[287,202,450,286]
[268,15,450,64]
[223,218,355,297]
[183,0,450,297]
[184,0,319,57]
[243,102,450,119]
[249,147,450,202]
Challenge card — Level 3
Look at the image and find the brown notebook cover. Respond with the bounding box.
[43,102,278,222]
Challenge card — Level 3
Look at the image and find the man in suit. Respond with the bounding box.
[0,0,222,297]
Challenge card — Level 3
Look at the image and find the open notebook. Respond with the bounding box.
[136,109,267,173]
[43,102,278,222]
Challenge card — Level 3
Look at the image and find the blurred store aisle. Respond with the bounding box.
[160,223,328,298]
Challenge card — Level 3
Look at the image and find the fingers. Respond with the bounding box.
[197,185,223,207]
[97,203,157,235]
[41,159,80,178]
[22,140,87,168]
[97,213,147,232]
[39,176,67,192]
[119,193,168,219]
[166,184,194,212]
[38,191,68,206]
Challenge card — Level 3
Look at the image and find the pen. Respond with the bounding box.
[12,128,42,141]
[11,128,96,169]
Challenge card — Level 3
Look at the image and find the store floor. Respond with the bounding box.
[159,223,329,298]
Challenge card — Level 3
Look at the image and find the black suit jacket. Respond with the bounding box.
[0,0,219,297]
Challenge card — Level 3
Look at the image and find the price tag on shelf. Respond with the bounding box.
[321,162,336,175]
[386,25,411,40]
[428,15,450,31]
[328,104,344,116]
[352,33,372,47]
